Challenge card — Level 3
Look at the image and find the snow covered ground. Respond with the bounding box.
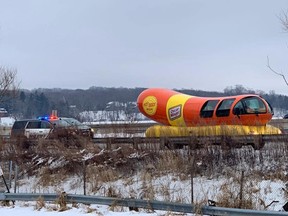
[0,172,286,215]
[0,203,178,216]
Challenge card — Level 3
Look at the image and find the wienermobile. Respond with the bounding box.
[137,88,282,138]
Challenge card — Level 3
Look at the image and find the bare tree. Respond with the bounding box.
[0,66,19,103]
[267,10,288,86]
[279,10,288,32]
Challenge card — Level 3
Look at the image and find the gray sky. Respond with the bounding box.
[0,1,288,94]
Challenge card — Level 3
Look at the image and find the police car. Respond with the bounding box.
[11,116,94,140]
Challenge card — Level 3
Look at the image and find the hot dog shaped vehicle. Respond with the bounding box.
[137,88,281,137]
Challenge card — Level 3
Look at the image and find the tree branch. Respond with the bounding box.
[267,56,288,86]
[279,10,288,32]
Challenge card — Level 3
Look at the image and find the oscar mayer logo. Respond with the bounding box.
[143,96,157,116]
[169,105,182,121]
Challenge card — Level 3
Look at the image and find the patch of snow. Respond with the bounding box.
[0,203,171,216]
[82,153,94,161]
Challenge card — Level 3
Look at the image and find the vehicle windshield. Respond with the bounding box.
[61,118,83,126]
[232,96,267,115]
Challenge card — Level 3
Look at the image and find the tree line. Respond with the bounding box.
[0,85,287,120]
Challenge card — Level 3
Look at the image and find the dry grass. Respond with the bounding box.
[55,192,68,211]
[35,196,45,210]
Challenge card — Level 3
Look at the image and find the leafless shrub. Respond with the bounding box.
[158,182,172,202]
[155,150,190,176]
[93,166,119,183]
[0,200,11,207]
[216,176,256,209]
[106,186,121,198]
[140,180,156,200]
[109,203,126,213]
[35,196,45,210]
[55,192,68,211]
[85,206,94,213]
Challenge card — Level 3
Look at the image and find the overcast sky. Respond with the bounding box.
[0,1,287,94]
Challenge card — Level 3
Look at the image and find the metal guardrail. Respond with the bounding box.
[92,134,288,145]
[89,119,288,148]
[0,193,287,215]
[201,206,288,216]
[88,121,156,129]
[88,119,288,133]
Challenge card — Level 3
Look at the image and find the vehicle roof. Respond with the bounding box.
[14,119,46,122]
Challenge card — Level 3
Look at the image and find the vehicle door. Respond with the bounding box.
[25,120,52,138]
[10,120,28,138]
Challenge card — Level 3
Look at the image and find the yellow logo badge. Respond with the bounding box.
[143,96,157,116]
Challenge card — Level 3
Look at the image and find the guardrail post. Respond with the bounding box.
[239,170,244,208]
[160,137,166,149]
[252,135,265,150]
[188,136,197,151]
[14,165,18,193]
[8,161,12,189]
[133,137,138,150]
[189,149,196,204]
[83,161,86,195]
[106,138,112,150]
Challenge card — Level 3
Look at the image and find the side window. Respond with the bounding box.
[200,100,219,118]
[12,121,28,129]
[233,101,245,115]
[41,121,52,129]
[216,98,235,117]
[26,121,41,129]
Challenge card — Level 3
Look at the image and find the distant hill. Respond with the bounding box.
[2,85,288,120]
